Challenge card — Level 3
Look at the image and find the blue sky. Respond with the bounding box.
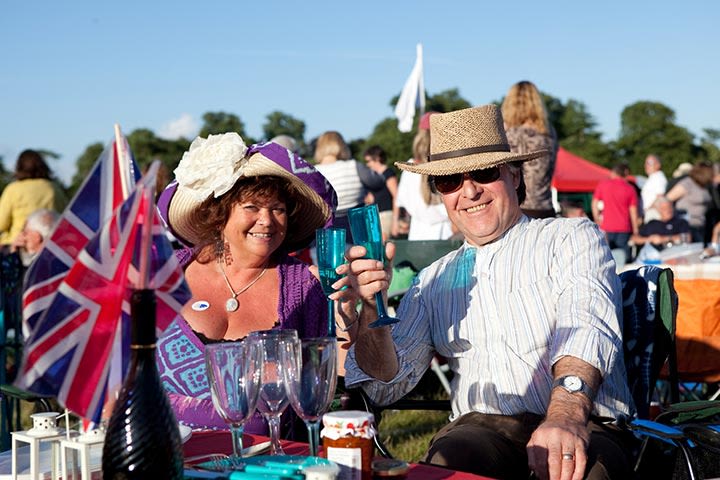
[2,0,718,184]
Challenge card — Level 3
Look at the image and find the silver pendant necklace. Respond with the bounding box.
[219,263,268,312]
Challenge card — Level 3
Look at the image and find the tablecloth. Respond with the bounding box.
[183,430,495,480]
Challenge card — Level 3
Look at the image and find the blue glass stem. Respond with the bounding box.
[374,292,388,318]
[306,420,321,457]
[327,299,336,337]
[369,291,400,328]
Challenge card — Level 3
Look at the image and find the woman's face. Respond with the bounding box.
[223,193,288,261]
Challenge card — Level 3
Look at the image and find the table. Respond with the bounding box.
[625,261,720,384]
[183,430,495,480]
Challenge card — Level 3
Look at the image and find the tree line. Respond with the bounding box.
[3,87,719,196]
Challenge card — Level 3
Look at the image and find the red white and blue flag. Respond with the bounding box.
[17,137,190,423]
[22,137,136,338]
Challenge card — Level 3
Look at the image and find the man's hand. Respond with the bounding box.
[527,416,589,480]
[528,356,599,480]
[331,242,399,381]
[331,242,395,307]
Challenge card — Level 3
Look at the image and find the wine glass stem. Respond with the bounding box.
[267,414,284,455]
[306,420,321,457]
[374,292,388,318]
[230,424,244,465]
[327,299,335,337]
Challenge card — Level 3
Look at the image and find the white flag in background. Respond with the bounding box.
[394,43,425,133]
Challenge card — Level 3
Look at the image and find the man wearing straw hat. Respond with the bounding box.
[337,105,634,480]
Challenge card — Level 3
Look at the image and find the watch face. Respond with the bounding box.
[563,376,582,391]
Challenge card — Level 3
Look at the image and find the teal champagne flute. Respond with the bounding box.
[315,227,346,336]
[347,204,399,327]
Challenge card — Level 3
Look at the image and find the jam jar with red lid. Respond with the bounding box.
[321,411,376,480]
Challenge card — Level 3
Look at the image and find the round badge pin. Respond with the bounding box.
[191,300,210,311]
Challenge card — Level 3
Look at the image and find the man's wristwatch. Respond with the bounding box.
[552,375,595,400]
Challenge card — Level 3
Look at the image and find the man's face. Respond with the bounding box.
[657,202,674,222]
[17,227,44,253]
[440,164,522,247]
[645,156,659,175]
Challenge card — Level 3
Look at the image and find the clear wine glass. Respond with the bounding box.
[247,329,299,455]
[316,227,346,336]
[281,337,338,457]
[347,204,399,327]
[204,340,262,467]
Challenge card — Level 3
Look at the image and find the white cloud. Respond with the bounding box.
[158,113,199,140]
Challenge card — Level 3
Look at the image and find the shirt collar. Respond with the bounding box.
[462,214,531,256]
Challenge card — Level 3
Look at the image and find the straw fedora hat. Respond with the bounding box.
[396,104,549,176]
[158,135,336,251]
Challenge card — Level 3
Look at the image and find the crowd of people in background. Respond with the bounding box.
[4,81,719,276]
[591,153,720,264]
[0,151,64,290]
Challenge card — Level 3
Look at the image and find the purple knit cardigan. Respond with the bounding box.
[156,250,327,432]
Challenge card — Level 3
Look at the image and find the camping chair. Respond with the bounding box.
[389,239,462,276]
[616,265,720,478]
[669,275,720,403]
[388,239,461,395]
[633,400,720,479]
[619,265,680,418]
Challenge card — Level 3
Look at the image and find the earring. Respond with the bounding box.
[223,240,233,265]
[214,234,224,263]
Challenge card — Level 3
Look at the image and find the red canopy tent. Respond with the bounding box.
[551,147,611,193]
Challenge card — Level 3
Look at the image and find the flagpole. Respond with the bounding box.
[139,161,160,289]
[64,409,71,439]
[114,124,132,198]
[417,43,426,116]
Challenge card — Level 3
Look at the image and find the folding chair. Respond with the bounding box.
[619,265,680,419]
[388,239,461,394]
[618,266,720,478]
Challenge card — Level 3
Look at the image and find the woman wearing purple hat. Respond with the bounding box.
[155,133,349,434]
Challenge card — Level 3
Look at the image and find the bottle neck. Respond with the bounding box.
[131,289,157,347]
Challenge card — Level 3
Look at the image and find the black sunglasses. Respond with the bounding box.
[430,166,502,194]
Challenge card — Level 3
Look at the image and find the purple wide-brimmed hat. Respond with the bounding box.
[158,133,337,251]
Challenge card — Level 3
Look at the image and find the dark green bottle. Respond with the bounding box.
[102,289,183,479]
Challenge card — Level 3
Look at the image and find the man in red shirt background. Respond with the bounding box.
[592,163,640,262]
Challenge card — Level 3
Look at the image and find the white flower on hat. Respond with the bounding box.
[174,132,249,201]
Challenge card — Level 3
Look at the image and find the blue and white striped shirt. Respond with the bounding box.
[346,216,634,421]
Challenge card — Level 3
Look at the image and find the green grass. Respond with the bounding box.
[370,371,453,463]
[376,408,450,462]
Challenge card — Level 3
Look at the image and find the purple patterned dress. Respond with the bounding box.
[156,250,327,434]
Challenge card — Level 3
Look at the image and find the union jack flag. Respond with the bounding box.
[22,136,137,338]
[17,137,190,423]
